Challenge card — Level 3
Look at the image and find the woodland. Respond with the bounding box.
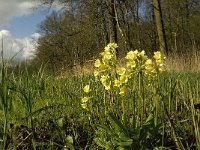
[34,0,200,73]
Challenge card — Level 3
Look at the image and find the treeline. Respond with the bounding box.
[34,0,200,72]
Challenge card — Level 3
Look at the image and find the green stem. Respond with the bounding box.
[103,91,106,115]
[154,76,159,126]
[138,72,144,124]
[132,91,136,129]
[122,97,125,122]
[3,108,8,149]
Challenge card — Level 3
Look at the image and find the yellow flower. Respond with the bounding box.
[109,43,118,48]
[100,75,108,84]
[155,59,163,65]
[153,51,162,60]
[104,83,111,91]
[101,51,112,60]
[137,50,147,61]
[81,96,89,103]
[158,66,165,72]
[116,67,126,76]
[139,50,145,56]
[126,50,138,60]
[145,66,155,75]
[145,59,152,65]
[104,47,110,52]
[94,59,101,68]
[120,75,128,83]
[100,75,111,90]
[99,64,107,72]
[81,103,87,109]
[83,85,91,93]
[126,69,133,78]
[94,70,100,77]
[153,51,165,67]
[119,86,127,96]
[145,65,154,71]
[127,60,136,68]
[105,43,118,52]
[114,79,121,87]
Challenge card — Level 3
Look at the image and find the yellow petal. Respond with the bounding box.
[145,59,152,65]
[101,51,112,60]
[83,85,91,93]
[94,70,100,77]
[105,43,118,52]
[127,60,136,68]
[120,75,128,83]
[94,59,101,68]
[126,69,133,78]
[81,96,89,103]
[126,50,138,60]
[119,86,127,96]
[153,51,162,60]
[104,84,111,91]
[100,75,108,84]
[114,79,121,87]
[81,103,87,109]
[116,67,126,76]
[99,64,107,72]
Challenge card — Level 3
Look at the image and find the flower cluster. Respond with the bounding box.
[153,51,166,72]
[113,50,148,96]
[113,67,129,96]
[81,85,91,109]
[94,43,118,91]
[114,50,166,96]
[125,50,165,77]
[93,43,166,97]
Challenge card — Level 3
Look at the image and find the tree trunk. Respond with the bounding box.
[152,0,168,55]
[108,0,118,55]
[151,2,157,52]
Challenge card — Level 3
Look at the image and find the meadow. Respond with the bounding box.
[0,44,200,150]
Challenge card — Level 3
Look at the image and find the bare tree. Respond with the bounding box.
[152,0,168,54]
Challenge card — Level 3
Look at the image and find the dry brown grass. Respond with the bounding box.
[165,51,200,72]
[56,50,200,79]
[56,61,95,79]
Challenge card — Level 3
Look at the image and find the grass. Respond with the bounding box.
[0,64,199,149]
[0,43,200,149]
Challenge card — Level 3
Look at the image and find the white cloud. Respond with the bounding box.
[0,30,40,61]
[0,1,63,61]
[31,32,41,39]
[0,0,66,24]
[0,0,40,24]
[51,1,66,10]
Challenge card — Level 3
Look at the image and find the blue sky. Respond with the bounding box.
[0,0,61,61]
[0,6,52,38]
[0,9,49,38]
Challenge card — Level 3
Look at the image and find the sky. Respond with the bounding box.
[0,0,61,61]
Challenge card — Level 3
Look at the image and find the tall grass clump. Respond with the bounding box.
[0,35,10,149]
[0,61,10,149]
